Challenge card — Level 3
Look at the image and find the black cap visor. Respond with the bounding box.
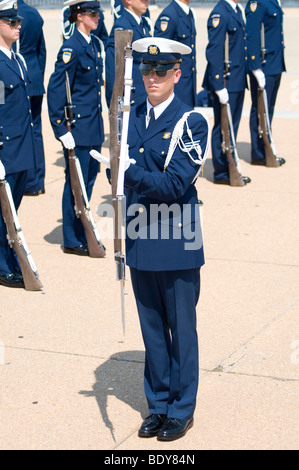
[140,61,180,73]
[0,12,23,21]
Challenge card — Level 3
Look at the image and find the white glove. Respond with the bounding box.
[90,147,136,171]
[0,160,6,180]
[90,150,110,167]
[252,69,266,89]
[59,131,75,150]
[215,88,229,104]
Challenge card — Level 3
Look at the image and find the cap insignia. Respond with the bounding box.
[148,45,159,56]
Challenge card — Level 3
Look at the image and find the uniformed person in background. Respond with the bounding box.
[14,0,46,196]
[123,38,210,441]
[245,0,286,166]
[47,0,105,256]
[61,0,108,46]
[105,0,152,109]
[154,0,197,109]
[111,0,150,21]
[0,0,37,287]
[202,0,251,185]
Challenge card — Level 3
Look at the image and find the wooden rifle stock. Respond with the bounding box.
[64,72,106,258]
[221,33,244,186]
[257,89,279,167]
[109,29,133,334]
[0,180,42,291]
[109,30,133,261]
[220,104,244,186]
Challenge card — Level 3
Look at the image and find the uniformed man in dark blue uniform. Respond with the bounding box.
[154,0,197,108]
[202,0,250,185]
[245,0,286,166]
[0,0,37,287]
[123,37,210,441]
[14,0,46,196]
[105,0,152,109]
[47,0,105,256]
[111,0,150,22]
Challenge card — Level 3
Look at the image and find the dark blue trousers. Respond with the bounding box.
[249,73,282,162]
[25,95,45,193]
[0,171,27,274]
[62,145,100,248]
[211,90,245,181]
[130,267,201,420]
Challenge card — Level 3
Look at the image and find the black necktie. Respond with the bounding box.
[140,17,146,35]
[11,51,22,76]
[236,4,243,20]
[147,107,155,129]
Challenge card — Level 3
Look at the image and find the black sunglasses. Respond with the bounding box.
[2,18,22,27]
[141,68,179,78]
[81,11,99,17]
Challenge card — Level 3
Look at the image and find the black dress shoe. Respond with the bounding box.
[138,414,167,438]
[63,245,89,256]
[24,189,45,196]
[251,157,285,166]
[0,273,25,288]
[157,417,194,442]
[214,176,251,186]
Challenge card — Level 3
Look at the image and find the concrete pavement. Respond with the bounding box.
[0,7,298,451]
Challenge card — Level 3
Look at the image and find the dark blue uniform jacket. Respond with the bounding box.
[154,0,197,108]
[245,0,285,74]
[47,27,104,147]
[124,96,209,271]
[13,0,46,97]
[0,51,35,174]
[203,0,248,93]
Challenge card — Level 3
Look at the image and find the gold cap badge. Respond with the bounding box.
[148,45,159,55]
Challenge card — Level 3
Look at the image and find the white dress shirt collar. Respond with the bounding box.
[146,93,175,127]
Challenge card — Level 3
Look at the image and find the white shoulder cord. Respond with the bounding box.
[61,6,75,41]
[163,110,210,181]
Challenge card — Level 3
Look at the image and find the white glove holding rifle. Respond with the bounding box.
[0,160,6,180]
[59,131,75,150]
[90,146,136,170]
[252,69,266,89]
[215,88,229,104]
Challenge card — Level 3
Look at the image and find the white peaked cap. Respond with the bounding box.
[132,38,191,56]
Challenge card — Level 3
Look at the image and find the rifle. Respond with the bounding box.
[109,29,133,334]
[261,23,267,65]
[256,24,279,167]
[220,33,245,186]
[0,134,42,290]
[64,71,106,257]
